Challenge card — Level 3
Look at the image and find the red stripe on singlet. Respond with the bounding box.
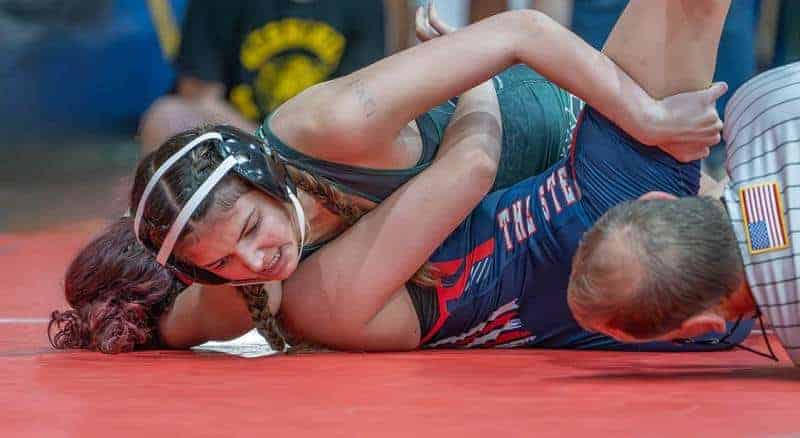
[419,238,496,345]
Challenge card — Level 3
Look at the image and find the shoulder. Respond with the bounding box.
[724,63,800,177]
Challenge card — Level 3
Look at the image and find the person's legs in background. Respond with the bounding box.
[705,0,761,178]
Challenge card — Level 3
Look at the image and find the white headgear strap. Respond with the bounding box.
[224,190,306,287]
[134,132,223,243]
[156,155,240,265]
[132,130,308,283]
[287,189,307,251]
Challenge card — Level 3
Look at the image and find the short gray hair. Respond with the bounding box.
[567,196,743,339]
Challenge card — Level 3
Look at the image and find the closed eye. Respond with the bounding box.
[204,210,260,271]
[245,214,261,238]
[208,255,231,271]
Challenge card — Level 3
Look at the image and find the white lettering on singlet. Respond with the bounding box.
[497,166,577,251]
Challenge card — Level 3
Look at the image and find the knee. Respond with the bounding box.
[138,96,206,155]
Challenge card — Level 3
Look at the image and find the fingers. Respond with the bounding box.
[693,146,712,161]
[679,131,722,148]
[415,6,439,42]
[692,116,724,144]
[428,2,457,35]
[665,143,712,162]
[416,2,457,42]
[702,111,723,128]
[704,81,729,104]
[691,120,724,138]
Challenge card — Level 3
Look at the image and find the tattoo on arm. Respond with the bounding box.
[351,79,377,118]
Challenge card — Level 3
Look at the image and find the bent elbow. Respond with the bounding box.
[496,9,552,61]
[502,9,548,37]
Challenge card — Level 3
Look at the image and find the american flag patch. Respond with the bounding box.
[738,182,790,254]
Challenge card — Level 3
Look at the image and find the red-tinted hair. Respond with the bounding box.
[49,217,185,353]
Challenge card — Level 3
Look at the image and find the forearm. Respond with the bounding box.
[438,80,502,166]
[505,10,656,145]
[158,284,253,348]
[284,118,501,331]
[602,0,731,99]
[327,10,655,146]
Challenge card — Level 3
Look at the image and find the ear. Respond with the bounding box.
[639,191,678,201]
[677,310,728,338]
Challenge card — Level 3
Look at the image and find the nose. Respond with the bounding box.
[235,241,267,273]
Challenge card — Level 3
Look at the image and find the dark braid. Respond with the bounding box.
[238,285,288,352]
[238,284,320,354]
[286,165,441,287]
[286,166,367,226]
[130,126,437,351]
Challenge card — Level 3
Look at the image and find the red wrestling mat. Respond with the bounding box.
[3,225,800,438]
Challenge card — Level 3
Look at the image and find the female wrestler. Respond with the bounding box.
[50,2,729,353]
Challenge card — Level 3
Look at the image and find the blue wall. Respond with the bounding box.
[0,0,188,141]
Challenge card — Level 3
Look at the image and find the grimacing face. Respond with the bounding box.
[177,189,301,282]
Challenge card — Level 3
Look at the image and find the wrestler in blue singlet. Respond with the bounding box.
[418,107,753,350]
[258,65,751,351]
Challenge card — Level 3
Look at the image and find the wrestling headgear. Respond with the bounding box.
[133,126,306,285]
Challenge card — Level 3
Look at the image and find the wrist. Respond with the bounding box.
[634,95,665,146]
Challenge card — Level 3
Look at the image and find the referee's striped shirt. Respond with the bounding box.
[722,61,800,365]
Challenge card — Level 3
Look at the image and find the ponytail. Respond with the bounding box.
[49,217,185,353]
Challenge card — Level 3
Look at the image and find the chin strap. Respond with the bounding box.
[287,188,307,252]
[673,313,780,362]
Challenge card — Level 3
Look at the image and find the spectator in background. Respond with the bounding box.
[469,0,570,26]
[139,0,387,153]
[774,0,800,65]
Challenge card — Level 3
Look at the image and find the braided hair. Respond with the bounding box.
[52,125,439,353]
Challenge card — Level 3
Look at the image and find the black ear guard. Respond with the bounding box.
[214,125,297,204]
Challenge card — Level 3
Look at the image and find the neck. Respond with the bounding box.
[710,187,758,321]
[295,189,344,245]
[717,275,758,321]
[700,173,729,199]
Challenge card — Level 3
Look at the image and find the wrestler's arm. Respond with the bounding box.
[273,8,717,165]
[573,1,731,208]
[158,283,253,349]
[279,80,503,350]
[157,81,502,350]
